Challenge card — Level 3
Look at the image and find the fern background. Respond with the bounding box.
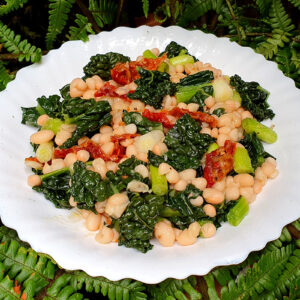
[0,0,299,298]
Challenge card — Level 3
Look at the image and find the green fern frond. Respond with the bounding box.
[68,14,94,42]
[69,270,147,300]
[220,245,294,300]
[0,0,28,15]
[0,22,42,63]
[46,0,75,49]
[269,0,294,32]
[177,0,223,27]
[254,0,272,16]
[147,276,201,300]
[0,62,14,92]
[288,0,300,9]
[89,0,117,28]
[141,0,149,18]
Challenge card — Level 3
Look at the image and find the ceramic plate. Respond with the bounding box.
[0,26,299,284]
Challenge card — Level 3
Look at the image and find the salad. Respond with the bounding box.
[22,41,278,253]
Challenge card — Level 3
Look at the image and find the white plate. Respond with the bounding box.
[0,26,299,284]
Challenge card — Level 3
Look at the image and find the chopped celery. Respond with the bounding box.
[42,118,63,134]
[227,196,249,226]
[212,78,233,102]
[150,165,168,196]
[36,104,46,115]
[36,142,54,163]
[169,54,194,66]
[232,90,242,103]
[207,143,219,153]
[234,147,254,174]
[242,118,277,144]
[143,49,157,59]
[157,62,169,72]
[223,75,230,83]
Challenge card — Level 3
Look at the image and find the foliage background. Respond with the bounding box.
[0,0,299,299]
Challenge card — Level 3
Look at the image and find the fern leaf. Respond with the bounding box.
[142,0,149,18]
[0,22,42,63]
[269,0,294,32]
[0,62,13,91]
[255,0,272,16]
[0,0,28,15]
[69,270,147,300]
[220,245,294,300]
[288,0,300,9]
[46,0,75,49]
[147,277,201,300]
[89,0,117,28]
[68,14,94,42]
[0,264,21,300]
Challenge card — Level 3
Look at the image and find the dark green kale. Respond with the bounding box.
[148,151,165,167]
[213,108,225,117]
[160,41,198,61]
[163,114,215,171]
[83,52,130,80]
[33,173,71,209]
[36,95,62,118]
[178,70,214,86]
[21,107,40,127]
[230,75,274,121]
[61,100,112,148]
[123,111,163,134]
[186,87,213,109]
[213,201,236,228]
[106,156,149,192]
[240,132,275,170]
[118,193,165,253]
[60,84,71,100]
[128,68,177,109]
[70,161,114,211]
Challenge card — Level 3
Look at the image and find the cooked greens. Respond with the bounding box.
[83,52,130,80]
[128,68,177,109]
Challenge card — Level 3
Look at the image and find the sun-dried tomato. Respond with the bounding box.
[203,140,236,187]
[142,109,175,128]
[110,62,132,85]
[111,133,139,141]
[94,82,132,102]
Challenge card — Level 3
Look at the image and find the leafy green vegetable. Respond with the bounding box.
[212,108,225,117]
[118,193,165,253]
[123,111,163,134]
[176,84,213,104]
[163,114,215,171]
[60,83,71,100]
[178,70,214,86]
[148,151,165,167]
[230,74,275,121]
[83,52,130,80]
[36,94,62,118]
[70,161,114,210]
[128,68,177,109]
[240,132,274,170]
[21,106,40,127]
[161,41,189,58]
[33,172,71,209]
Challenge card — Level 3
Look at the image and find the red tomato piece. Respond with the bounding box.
[142,109,175,128]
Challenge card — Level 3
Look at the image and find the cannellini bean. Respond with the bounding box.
[269,169,279,179]
[205,96,215,109]
[86,77,96,90]
[37,114,50,127]
[113,126,126,136]
[241,111,253,120]
[158,163,172,175]
[99,133,112,145]
[69,196,77,207]
[240,187,256,203]
[93,158,107,178]
[134,164,149,178]
[78,136,89,145]
[42,162,52,174]
[211,128,219,138]
[261,161,276,177]
[115,86,129,96]
[151,47,160,56]
[136,152,148,163]
[201,128,211,135]
[125,124,137,134]
[91,133,101,144]
[106,161,118,173]
[255,167,267,183]
[70,78,88,97]
[265,157,276,167]
[219,127,231,135]
[174,179,188,191]
[203,188,224,204]
[100,125,113,134]
[217,133,229,147]
[126,145,137,157]
[105,193,129,219]
[191,177,207,190]
[162,95,177,110]
[152,142,168,156]
[77,150,90,162]
[175,64,184,73]
[187,103,199,112]
[129,100,145,112]
[64,153,77,166]
[27,175,42,187]
[253,180,264,194]
[127,180,149,193]
[234,174,254,187]
[30,130,54,144]
[82,89,96,99]
[154,221,175,247]
[226,176,234,186]
[80,209,90,219]
[190,196,203,206]
[55,130,72,146]
[213,179,226,192]
[218,114,232,127]
[95,226,114,244]
[25,159,43,169]
[189,221,201,237]
[201,223,216,238]
[95,200,107,214]
[111,228,120,242]
[51,159,66,171]
[86,212,102,231]
[120,138,134,147]
[101,142,114,156]
[177,102,188,109]
[204,204,217,217]
[166,169,180,184]
[225,186,240,201]
[177,222,201,246]
[179,169,196,183]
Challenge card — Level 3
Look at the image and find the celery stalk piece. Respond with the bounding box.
[227,196,249,226]
[36,142,54,163]
[169,54,194,66]
[157,62,169,72]
[232,90,242,103]
[234,147,254,174]
[42,118,64,134]
[150,165,168,196]
[207,143,219,153]
[143,49,157,59]
[242,118,277,143]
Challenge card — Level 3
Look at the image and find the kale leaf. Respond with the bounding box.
[213,108,225,117]
[123,111,163,134]
[148,151,165,167]
[70,161,114,210]
[163,114,215,171]
[178,70,214,86]
[33,173,71,209]
[128,68,177,109]
[83,52,130,80]
[240,132,275,170]
[60,84,71,100]
[36,95,62,118]
[118,193,165,253]
[160,41,198,61]
[21,107,40,127]
[230,74,274,121]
